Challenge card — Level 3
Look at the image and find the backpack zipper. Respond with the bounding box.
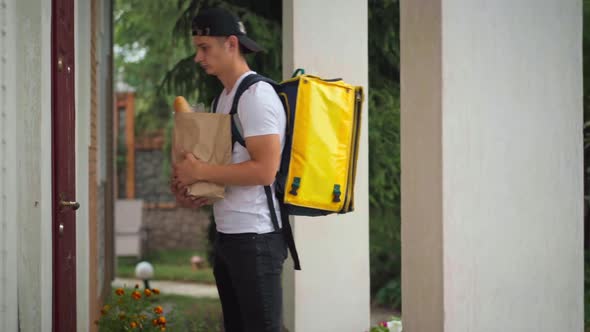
[342,88,363,212]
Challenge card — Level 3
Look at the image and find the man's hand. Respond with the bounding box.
[175,192,210,209]
[173,152,209,190]
[170,179,210,209]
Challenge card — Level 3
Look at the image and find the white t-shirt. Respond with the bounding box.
[212,71,286,234]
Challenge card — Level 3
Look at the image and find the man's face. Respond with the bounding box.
[193,36,231,76]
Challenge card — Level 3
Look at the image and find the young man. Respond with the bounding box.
[171,7,288,332]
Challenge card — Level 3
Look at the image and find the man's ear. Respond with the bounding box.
[227,35,240,52]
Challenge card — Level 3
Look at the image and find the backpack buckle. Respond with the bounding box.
[333,184,342,203]
[290,177,301,196]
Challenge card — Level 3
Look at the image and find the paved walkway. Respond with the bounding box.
[112,278,219,298]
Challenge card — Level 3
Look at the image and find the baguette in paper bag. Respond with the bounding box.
[172,96,232,202]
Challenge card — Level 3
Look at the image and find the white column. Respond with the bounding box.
[401,1,584,331]
[282,1,370,331]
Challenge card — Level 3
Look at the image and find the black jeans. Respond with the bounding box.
[213,231,288,332]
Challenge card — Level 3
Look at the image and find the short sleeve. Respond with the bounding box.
[237,82,285,138]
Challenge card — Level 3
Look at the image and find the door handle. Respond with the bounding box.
[60,200,80,211]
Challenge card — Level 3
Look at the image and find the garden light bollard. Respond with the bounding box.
[135,261,154,289]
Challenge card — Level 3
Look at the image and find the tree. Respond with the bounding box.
[368,0,400,211]
[114,0,198,133]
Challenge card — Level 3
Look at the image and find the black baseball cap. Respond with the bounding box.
[191,8,264,54]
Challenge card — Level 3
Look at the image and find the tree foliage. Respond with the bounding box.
[368,0,400,212]
[367,0,401,310]
[114,0,196,133]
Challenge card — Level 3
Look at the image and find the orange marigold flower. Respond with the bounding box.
[144,289,152,297]
[152,288,160,295]
[158,316,166,325]
[115,288,125,296]
[100,304,110,315]
[153,305,163,315]
[130,321,138,329]
[152,319,159,327]
[131,290,142,300]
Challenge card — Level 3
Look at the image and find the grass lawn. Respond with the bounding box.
[117,249,216,284]
[159,294,223,331]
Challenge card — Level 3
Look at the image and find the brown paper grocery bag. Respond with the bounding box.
[173,112,232,202]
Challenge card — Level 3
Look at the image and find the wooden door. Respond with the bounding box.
[52,0,78,330]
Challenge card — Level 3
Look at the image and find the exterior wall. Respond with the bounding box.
[131,145,207,253]
[0,0,19,331]
[401,0,584,331]
[0,1,112,330]
[282,1,370,331]
[134,149,174,202]
[143,207,210,253]
[13,0,54,330]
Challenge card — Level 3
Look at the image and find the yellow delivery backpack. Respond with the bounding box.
[277,70,363,216]
[212,69,364,270]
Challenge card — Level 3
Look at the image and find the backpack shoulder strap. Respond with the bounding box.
[212,96,220,113]
[230,74,279,147]
[231,74,278,114]
[232,75,300,269]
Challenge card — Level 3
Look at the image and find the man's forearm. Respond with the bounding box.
[201,160,275,186]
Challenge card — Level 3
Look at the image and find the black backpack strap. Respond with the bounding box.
[280,204,301,270]
[230,74,301,269]
[212,96,220,113]
[264,185,301,270]
[230,74,279,148]
[264,186,281,232]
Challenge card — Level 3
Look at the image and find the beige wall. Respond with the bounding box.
[282,0,370,331]
[402,0,584,331]
[0,0,20,331]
